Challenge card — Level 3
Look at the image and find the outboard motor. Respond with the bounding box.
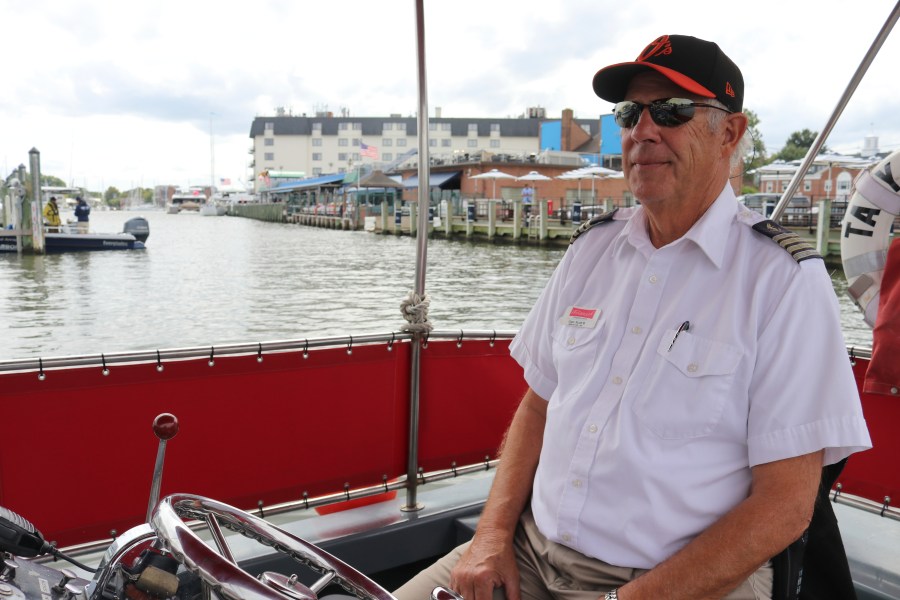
[123,217,150,243]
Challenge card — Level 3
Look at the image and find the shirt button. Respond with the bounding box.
[561,533,571,542]
[567,337,576,346]
[632,326,642,334]
[572,479,582,488]
[687,363,699,373]
[648,274,658,284]
[612,376,623,385]
[588,424,598,433]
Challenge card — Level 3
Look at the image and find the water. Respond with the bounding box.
[0,210,872,360]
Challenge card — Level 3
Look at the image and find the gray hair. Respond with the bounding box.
[703,99,751,171]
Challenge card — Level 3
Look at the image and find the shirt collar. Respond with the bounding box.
[622,184,737,268]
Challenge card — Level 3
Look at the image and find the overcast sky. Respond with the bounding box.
[2,0,898,192]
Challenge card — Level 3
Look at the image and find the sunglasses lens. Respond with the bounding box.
[649,99,696,126]
[613,101,641,128]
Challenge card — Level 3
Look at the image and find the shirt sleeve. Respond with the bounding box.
[747,261,872,467]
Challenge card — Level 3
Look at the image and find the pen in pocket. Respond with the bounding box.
[668,321,690,352]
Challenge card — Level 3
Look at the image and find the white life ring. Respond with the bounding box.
[840,150,900,327]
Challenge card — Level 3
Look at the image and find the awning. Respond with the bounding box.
[403,171,461,189]
[270,174,347,192]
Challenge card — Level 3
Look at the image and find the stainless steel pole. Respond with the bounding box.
[403,0,432,512]
[770,0,900,221]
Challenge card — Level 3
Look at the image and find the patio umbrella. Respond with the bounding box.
[558,166,622,203]
[469,168,515,199]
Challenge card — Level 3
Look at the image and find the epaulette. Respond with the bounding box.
[751,220,822,263]
[569,209,618,245]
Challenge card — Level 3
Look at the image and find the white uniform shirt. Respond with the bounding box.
[509,185,871,569]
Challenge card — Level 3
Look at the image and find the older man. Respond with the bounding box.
[395,35,870,600]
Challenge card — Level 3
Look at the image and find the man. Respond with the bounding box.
[74,196,90,233]
[394,35,870,600]
[43,196,62,231]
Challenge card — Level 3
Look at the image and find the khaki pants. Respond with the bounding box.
[76,221,89,233]
[394,510,772,600]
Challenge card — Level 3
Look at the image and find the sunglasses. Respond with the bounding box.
[613,98,732,128]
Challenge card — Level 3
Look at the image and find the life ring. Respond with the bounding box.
[840,150,900,327]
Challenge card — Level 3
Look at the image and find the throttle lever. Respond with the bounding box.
[0,505,51,557]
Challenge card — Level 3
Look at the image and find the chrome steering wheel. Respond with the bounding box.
[151,494,396,600]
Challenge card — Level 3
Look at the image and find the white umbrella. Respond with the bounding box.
[557,166,622,203]
[469,168,516,199]
[516,170,552,182]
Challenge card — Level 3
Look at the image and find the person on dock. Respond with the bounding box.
[43,196,62,231]
[74,196,90,233]
[394,34,871,600]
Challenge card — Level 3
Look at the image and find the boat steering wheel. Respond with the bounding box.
[151,494,396,600]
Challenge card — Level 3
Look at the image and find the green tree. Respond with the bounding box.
[770,128,829,162]
[40,174,67,187]
[743,109,767,173]
[104,186,121,202]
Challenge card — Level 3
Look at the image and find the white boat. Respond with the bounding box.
[0,3,898,600]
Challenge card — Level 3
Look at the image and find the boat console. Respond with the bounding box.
[0,414,398,600]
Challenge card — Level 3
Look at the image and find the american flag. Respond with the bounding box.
[360,142,379,159]
[219,177,231,185]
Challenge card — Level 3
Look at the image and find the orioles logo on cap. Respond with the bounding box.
[637,35,673,61]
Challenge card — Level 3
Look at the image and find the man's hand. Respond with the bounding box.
[450,529,520,600]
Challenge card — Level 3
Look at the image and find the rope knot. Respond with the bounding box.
[400,291,433,334]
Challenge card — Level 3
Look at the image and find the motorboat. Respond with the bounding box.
[0,3,898,600]
[0,217,149,253]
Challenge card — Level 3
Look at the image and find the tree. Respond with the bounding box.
[770,128,829,162]
[41,174,67,187]
[742,109,767,173]
[104,186,121,202]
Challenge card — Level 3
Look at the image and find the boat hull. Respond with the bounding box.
[0,232,144,252]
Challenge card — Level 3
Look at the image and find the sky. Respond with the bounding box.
[2,0,898,193]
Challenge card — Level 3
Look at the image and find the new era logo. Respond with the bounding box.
[725,82,735,98]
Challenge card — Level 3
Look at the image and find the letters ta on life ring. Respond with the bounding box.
[841,150,900,327]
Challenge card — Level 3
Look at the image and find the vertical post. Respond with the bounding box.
[487,200,496,238]
[28,149,45,254]
[815,198,833,257]
[403,0,431,512]
[513,199,522,240]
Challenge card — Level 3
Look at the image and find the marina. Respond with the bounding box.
[0,209,872,361]
[1,1,899,599]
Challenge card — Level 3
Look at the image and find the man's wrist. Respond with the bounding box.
[604,589,618,600]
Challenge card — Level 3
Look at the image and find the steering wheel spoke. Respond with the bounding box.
[151,494,396,600]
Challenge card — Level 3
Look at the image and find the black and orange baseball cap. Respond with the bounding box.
[592,34,744,113]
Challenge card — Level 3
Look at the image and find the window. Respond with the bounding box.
[352,153,359,161]
[264,152,274,161]
[824,180,833,193]
[352,123,361,130]
[467,139,477,148]
[468,123,478,134]
[313,168,322,176]
[441,139,451,147]
[765,181,774,192]
[430,139,437,147]
[397,138,407,147]
[312,138,322,146]
[383,152,393,161]
[339,122,349,130]
[383,123,394,131]
[803,181,812,192]
[429,122,437,131]
[312,153,322,161]
[339,139,349,147]
[264,122,274,132]
[490,139,500,148]
[397,123,406,131]
[581,124,592,135]
[442,123,451,131]
[338,153,348,161]
[264,138,274,146]
[352,138,360,146]
[383,138,393,146]
[490,123,500,133]
[312,122,322,132]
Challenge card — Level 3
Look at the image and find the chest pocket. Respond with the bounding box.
[551,321,605,402]
[632,331,742,439]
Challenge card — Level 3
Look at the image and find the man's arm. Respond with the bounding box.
[449,387,547,600]
[618,449,824,600]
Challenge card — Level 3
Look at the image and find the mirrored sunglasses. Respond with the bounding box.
[613,98,732,128]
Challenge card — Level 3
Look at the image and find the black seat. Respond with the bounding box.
[770,459,856,600]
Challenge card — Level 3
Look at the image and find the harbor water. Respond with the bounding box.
[0,210,872,361]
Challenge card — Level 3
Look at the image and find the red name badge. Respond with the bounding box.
[563,306,601,328]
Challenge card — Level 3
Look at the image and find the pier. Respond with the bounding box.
[229,197,861,261]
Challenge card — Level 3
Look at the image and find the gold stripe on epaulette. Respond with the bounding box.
[569,209,618,245]
[751,220,822,263]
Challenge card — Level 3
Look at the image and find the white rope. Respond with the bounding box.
[400,291,433,334]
